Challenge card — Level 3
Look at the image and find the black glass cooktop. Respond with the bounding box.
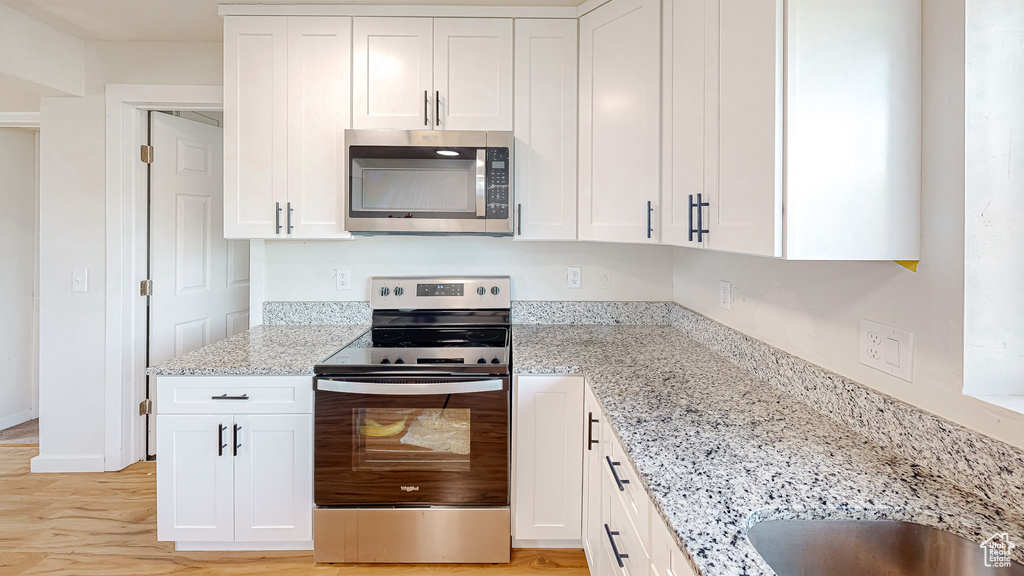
[315,326,511,372]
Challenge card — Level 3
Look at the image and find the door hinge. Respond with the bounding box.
[140,279,153,296]
[140,145,154,164]
[139,398,153,416]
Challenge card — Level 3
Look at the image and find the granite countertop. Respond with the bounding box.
[146,324,369,376]
[512,325,1024,576]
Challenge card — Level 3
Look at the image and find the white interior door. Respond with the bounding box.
[149,113,250,451]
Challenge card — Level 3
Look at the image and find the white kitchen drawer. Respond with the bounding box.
[601,455,649,576]
[651,510,698,576]
[602,423,653,557]
[156,376,313,415]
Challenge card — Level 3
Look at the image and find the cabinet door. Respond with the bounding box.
[433,18,513,131]
[286,17,352,239]
[661,0,707,248]
[234,409,313,541]
[707,0,783,256]
[352,17,433,130]
[156,415,234,542]
[233,414,313,542]
[579,0,661,244]
[582,383,603,567]
[224,16,288,239]
[651,513,698,576]
[513,19,578,241]
[513,376,584,541]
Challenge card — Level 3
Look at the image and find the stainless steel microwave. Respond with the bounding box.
[345,130,513,235]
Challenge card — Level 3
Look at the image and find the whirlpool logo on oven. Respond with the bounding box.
[401,486,420,492]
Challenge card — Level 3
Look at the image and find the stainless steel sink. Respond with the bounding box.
[747,520,1024,576]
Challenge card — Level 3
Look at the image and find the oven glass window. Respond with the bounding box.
[354,408,471,472]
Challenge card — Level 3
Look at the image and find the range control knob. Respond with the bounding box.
[476,286,487,296]
[490,286,501,296]
[380,358,390,364]
[394,358,405,364]
[477,358,487,364]
[394,286,404,296]
[491,358,500,364]
[380,287,390,297]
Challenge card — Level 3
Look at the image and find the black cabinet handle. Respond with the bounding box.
[286,202,293,234]
[517,204,522,236]
[689,193,710,242]
[606,455,629,491]
[604,524,629,568]
[233,424,241,457]
[435,91,440,127]
[688,194,695,242]
[275,202,282,234]
[424,90,429,126]
[647,200,653,239]
[587,411,599,451]
[211,394,249,401]
[217,424,226,456]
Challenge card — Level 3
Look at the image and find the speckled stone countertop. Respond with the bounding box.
[147,325,369,376]
[513,325,1024,576]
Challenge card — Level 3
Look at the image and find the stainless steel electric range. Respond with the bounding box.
[312,276,512,564]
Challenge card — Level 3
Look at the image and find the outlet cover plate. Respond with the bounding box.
[336,268,351,291]
[859,319,914,382]
[719,281,732,310]
[567,266,582,289]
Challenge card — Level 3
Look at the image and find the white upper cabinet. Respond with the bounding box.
[663,0,921,260]
[224,16,352,239]
[513,19,578,241]
[578,0,661,244]
[286,17,352,239]
[352,18,433,130]
[224,16,288,239]
[352,17,513,131]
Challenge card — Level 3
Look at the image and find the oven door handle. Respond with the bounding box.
[316,379,505,395]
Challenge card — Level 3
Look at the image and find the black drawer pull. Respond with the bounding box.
[604,523,629,568]
[587,412,599,451]
[606,455,629,491]
[233,424,241,456]
[211,394,250,401]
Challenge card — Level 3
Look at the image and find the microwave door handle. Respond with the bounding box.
[476,149,487,217]
[317,379,505,395]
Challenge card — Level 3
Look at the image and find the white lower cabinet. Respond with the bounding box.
[582,379,699,576]
[512,375,585,542]
[156,376,313,548]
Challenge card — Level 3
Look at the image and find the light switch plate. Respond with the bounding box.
[72,268,88,293]
[859,319,914,382]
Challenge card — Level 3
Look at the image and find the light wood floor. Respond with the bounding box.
[0,447,589,576]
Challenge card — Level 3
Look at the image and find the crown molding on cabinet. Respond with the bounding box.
[218,4,579,18]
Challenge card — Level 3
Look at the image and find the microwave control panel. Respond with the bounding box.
[485,147,510,219]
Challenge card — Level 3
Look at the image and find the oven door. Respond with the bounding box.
[314,376,509,507]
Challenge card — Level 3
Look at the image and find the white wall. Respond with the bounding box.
[264,238,674,302]
[672,0,1024,451]
[0,128,38,430]
[963,0,1024,400]
[0,2,84,97]
[35,40,221,471]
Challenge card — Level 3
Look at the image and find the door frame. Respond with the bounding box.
[104,85,223,471]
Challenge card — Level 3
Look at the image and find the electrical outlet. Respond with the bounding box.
[859,319,914,382]
[567,266,582,289]
[335,269,351,291]
[72,268,88,293]
[719,281,732,310]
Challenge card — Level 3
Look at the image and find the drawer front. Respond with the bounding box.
[603,423,653,556]
[601,457,648,576]
[651,513,698,576]
[156,376,313,415]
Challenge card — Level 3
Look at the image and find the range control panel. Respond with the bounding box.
[370,276,511,310]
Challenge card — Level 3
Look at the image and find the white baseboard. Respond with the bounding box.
[513,538,584,549]
[176,540,313,551]
[0,410,35,431]
[30,454,105,473]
